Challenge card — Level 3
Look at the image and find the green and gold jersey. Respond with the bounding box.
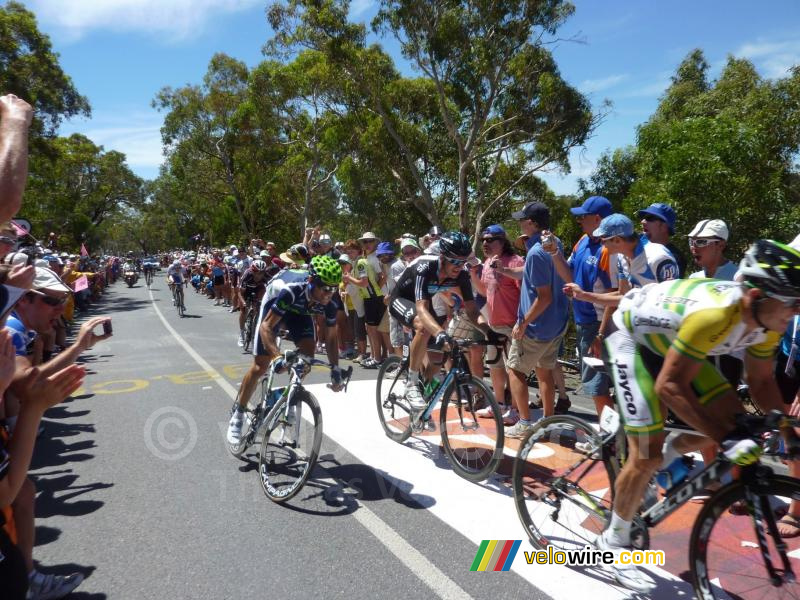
[614,279,781,362]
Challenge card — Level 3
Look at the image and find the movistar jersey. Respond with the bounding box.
[261,269,336,326]
[614,279,780,361]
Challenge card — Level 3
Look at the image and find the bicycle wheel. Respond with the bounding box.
[259,390,322,503]
[375,355,412,443]
[243,308,256,353]
[513,415,634,551]
[438,376,503,481]
[176,287,185,317]
[690,474,800,600]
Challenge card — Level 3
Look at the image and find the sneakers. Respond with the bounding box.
[505,420,533,439]
[502,407,519,426]
[405,381,426,411]
[237,332,244,347]
[361,357,382,369]
[594,531,656,593]
[227,409,244,445]
[27,570,84,600]
[555,395,572,415]
[477,404,502,419]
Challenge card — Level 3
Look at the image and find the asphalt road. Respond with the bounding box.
[28,278,556,600]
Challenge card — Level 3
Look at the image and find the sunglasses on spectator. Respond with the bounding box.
[688,238,721,248]
[30,291,67,306]
[443,256,467,266]
[482,236,503,243]
[642,215,664,223]
[765,290,800,309]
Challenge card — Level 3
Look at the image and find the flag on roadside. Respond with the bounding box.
[80,243,89,257]
[73,275,89,292]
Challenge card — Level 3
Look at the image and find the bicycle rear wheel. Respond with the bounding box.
[259,390,322,502]
[439,376,503,481]
[513,415,628,551]
[376,355,412,443]
[690,474,800,600]
[176,287,185,317]
[243,307,256,353]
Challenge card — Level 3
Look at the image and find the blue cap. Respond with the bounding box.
[481,224,506,238]
[637,203,676,234]
[593,213,634,239]
[570,195,613,218]
[376,241,395,256]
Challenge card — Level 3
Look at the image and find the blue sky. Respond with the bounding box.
[22,0,800,196]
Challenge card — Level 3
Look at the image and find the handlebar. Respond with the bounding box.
[273,350,354,391]
[735,410,800,458]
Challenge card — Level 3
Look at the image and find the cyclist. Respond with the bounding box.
[236,259,269,347]
[388,231,483,416]
[596,239,800,592]
[226,255,345,445]
[167,259,187,309]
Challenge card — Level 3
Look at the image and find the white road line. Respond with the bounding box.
[147,288,473,600]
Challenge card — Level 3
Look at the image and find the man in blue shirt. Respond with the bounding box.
[551,195,617,417]
[505,201,568,438]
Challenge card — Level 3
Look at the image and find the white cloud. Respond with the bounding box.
[735,39,800,78]
[349,0,376,18]
[580,74,628,94]
[61,111,164,175]
[26,0,262,41]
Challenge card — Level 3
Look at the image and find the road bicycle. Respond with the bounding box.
[144,268,154,288]
[227,343,353,502]
[376,337,504,482]
[171,280,186,317]
[240,295,260,353]
[512,407,800,599]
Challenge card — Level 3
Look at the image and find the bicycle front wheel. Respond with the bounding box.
[176,288,185,317]
[513,415,624,551]
[439,376,503,481]
[259,390,322,503]
[243,308,256,353]
[375,355,412,443]
[690,474,800,600]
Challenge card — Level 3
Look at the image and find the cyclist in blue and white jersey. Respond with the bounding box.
[167,260,187,308]
[226,255,345,444]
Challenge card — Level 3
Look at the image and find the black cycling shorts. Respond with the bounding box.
[389,297,446,329]
[253,306,315,357]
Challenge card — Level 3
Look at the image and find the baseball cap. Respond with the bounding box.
[318,234,332,245]
[33,267,71,294]
[376,242,394,256]
[0,284,26,317]
[511,202,550,229]
[400,238,421,251]
[593,214,635,239]
[570,196,613,218]
[481,224,506,238]
[358,231,377,241]
[688,219,729,241]
[428,226,443,236]
[637,203,677,234]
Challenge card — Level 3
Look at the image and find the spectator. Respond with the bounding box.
[550,196,617,416]
[376,242,401,355]
[340,241,368,362]
[687,219,738,280]
[355,232,390,368]
[388,238,422,355]
[637,202,687,277]
[469,225,523,418]
[505,202,569,438]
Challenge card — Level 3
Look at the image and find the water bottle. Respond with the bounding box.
[642,481,659,510]
[266,387,283,410]
[424,376,441,397]
[656,456,693,490]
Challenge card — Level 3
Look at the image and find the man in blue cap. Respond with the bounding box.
[637,203,686,277]
[548,196,617,416]
[563,214,678,307]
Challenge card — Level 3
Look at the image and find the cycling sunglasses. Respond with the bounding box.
[688,238,721,248]
[443,256,467,266]
[765,290,800,309]
[317,283,337,293]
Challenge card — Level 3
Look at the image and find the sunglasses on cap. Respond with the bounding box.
[688,238,721,248]
[443,256,467,266]
[764,290,800,309]
[29,290,67,306]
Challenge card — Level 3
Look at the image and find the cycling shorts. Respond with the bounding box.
[388,297,446,331]
[213,275,225,286]
[253,305,315,357]
[603,321,733,436]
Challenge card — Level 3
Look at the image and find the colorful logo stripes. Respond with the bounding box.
[470,540,522,571]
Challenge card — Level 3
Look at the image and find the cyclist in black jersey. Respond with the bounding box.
[388,231,484,414]
[236,260,269,346]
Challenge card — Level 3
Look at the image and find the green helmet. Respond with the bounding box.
[309,254,342,286]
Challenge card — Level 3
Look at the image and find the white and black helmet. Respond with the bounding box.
[251,259,268,271]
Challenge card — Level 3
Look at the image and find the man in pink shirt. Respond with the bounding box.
[469,225,524,417]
